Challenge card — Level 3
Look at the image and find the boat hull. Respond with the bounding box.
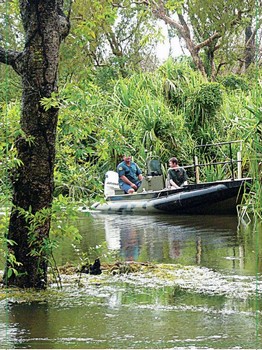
[91,178,251,215]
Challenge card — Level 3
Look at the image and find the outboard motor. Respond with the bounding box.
[104,171,120,197]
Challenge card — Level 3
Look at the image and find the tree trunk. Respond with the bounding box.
[149,2,214,79]
[1,0,70,288]
[245,25,255,70]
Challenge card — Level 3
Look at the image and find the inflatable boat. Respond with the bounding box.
[91,176,251,215]
[90,141,252,215]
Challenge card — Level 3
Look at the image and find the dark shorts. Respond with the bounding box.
[120,181,141,194]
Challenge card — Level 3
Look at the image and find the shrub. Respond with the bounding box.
[220,74,249,92]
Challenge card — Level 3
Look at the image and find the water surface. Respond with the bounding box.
[1,213,261,349]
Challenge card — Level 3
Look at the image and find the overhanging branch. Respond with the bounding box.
[195,32,221,51]
[0,47,22,74]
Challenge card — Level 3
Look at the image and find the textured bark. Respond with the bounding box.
[245,25,256,70]
[1,0,70,288]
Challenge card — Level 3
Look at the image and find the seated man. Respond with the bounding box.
[167,157,188,189]
[117,154,143,194]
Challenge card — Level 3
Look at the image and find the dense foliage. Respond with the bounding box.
[0,0,261,282]
[1,58,261,206]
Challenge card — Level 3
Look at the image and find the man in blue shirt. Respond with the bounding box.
[117,155,143,194]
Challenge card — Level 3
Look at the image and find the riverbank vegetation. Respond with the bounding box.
[0,0,261,288]
[1,59,261,212]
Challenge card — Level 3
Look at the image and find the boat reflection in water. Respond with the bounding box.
[99,213,246,270]
[105,216,140,261]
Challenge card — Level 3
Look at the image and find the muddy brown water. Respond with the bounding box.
[1,212,261,349]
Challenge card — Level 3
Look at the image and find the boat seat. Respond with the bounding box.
[147,159,162,176]
[115,189,125,195]
[137,175,165,192]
